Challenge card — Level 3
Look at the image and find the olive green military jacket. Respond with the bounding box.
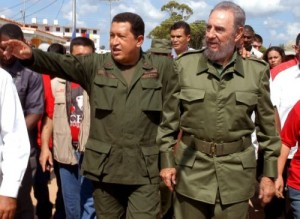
[27,49,179,185]
[157,50,281,204]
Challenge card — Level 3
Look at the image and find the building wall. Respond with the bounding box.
[27,19,100,52]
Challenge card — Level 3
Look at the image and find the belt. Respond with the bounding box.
[181,134,252,157]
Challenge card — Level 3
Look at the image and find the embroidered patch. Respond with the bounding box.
[97,69,116,79]
[142,69,159,79]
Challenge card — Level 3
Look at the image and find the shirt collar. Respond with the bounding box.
[197,51,244,77]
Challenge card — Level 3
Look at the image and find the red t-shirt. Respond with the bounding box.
[37,74,55,148]
[281,100,300,190]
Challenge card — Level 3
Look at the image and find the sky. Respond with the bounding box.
[0,0,299,51]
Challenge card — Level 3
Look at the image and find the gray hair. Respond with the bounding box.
[210,1,245,31]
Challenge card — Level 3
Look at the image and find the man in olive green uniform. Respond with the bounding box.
[1,12,178,219]
[158,1,281,219]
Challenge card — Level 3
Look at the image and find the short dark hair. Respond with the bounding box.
[170,21,191,35]
[254,34,263,43]
[263,46,285,63]
[296,33,300,46]
[70,37,95,53]
[47,43,66,54]
[244,25,255,33]
[112,12,145,38]
[0,23,24,40]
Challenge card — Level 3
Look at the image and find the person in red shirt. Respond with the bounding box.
[276,99,300,218]
[37,43,66,219]
[39,39,96,219]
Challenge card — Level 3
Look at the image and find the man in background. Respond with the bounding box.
[170,21,193,58]
[243,25,263,59]
[39,37,96,219]
[252,33,263,52]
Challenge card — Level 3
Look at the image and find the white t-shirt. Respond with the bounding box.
[0,68,30,198]
[270,58,300,159]
[251,47,263,59]
[172,47,194,59]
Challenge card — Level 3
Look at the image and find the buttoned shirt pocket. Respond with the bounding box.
[179,88,205,127]
[140,79,163,126]
[175,142,197,168]
[141,145,159,182]
[93,76,118,111]
[81,138,111,180]
[140,79,162,111]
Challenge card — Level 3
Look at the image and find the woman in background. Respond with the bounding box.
[263,46,285,69]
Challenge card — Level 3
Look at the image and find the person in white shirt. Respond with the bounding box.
[0,67,30,218]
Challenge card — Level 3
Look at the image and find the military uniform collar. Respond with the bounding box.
[103,54,115,70]
[197,51,244,78]
[102,51,153,70]
[234,53,245,77]
[101,51,156,88]
[141,53,155,70]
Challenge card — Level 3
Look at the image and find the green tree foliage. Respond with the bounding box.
[148,1,193,39]
[190,20,206,49]
[148,1,206,49]
[161,0,193,21]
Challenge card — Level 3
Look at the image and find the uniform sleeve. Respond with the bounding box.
[255,65,281,178]
[0,70,30,197]
[157,60,180,169]
[280,102,300,148]
[25,49,101,94]
[23,71,44,116]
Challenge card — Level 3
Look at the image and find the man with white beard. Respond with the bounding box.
[158,1,281,218]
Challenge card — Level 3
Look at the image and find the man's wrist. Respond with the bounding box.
[262,176,276,182]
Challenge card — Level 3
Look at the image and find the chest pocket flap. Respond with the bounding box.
[140,79,162,111]
[235,91,257,106]
[94,75,118,87]
[179,88,205,102]
[93,76,118,110]
[141,79,162,89]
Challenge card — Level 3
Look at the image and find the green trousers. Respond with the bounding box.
[93,182,160,219]
[174,192,249,219]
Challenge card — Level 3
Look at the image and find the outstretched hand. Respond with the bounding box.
[1,39,33,60]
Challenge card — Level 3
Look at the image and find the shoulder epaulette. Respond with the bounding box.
[247,56,268,66]
[176,48,204,60]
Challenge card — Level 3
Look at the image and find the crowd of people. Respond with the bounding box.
[0,1,299,219]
